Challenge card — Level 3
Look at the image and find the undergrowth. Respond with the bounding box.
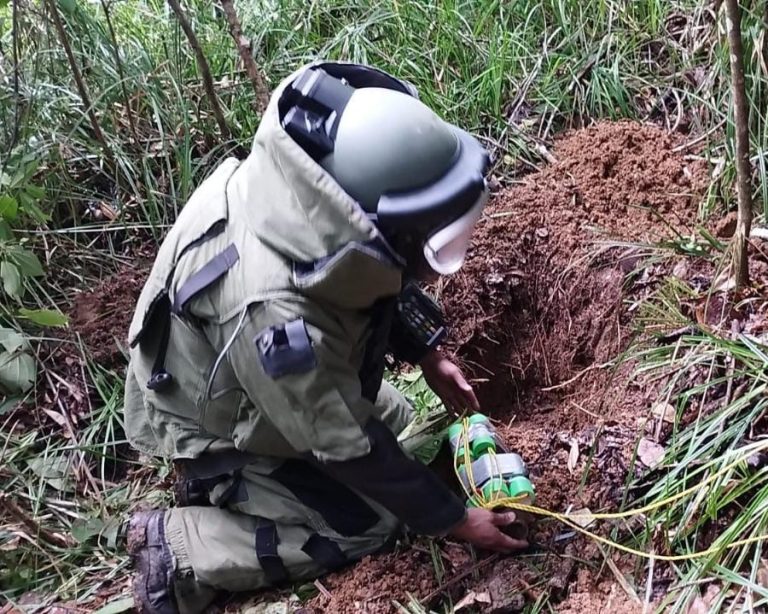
[1,0,767,612]
[613,234,768,612]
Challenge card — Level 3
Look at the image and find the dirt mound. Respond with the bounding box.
[69,265,148,367]
[441,120,708,413]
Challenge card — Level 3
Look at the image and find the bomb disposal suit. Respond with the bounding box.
[124,62,522,614]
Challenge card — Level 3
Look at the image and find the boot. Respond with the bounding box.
[127,510,178,614]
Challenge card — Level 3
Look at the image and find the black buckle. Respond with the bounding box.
[147,369,173,392]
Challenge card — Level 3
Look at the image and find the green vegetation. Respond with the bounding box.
[1,0,767,612]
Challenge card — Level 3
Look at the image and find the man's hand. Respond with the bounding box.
[449,508,528,552]
[420,350,480,416]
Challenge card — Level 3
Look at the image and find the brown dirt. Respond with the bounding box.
[308,121,712,613]
[308,545,439,612]
[69,264,148,368]
[441,120,707,408]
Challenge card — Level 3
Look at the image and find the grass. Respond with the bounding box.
[1,0,768,611]
[615,248,768,612]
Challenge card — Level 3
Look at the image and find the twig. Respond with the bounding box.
[421,553,500,605]
[568,400,601,420]
[99,0,140,146]
[724,0,753,288]
[643,555,655,614]
[0,493,74,548]
[313,579,333,600]
[671,119,726,153]
[597,543,641,605]
[220,0,270,113]
[540,361,614,392]
[45,0,114,166]
[166,0,234,143]
[4,0,21,166]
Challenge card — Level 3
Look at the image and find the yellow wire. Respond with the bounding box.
[453,419,768,562]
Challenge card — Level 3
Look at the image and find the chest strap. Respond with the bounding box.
[146,243,240,393]
[172,243,240,314]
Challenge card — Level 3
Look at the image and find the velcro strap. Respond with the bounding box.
[301,534,347,571]
[172,243,240,314]
[255,518,288,585]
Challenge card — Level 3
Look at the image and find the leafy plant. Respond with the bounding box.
[0,326,35,396]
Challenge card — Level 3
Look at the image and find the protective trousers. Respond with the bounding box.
[163,382,415,613]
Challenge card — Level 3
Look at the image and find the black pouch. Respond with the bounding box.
[255,318,317,378]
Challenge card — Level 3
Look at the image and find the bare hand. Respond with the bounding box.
[420,350,480,416]
[449,508,529,552]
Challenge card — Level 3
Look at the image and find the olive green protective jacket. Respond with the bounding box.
[123,66,465,536]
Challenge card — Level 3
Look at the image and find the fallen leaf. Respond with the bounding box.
[41,408,68,428]
[92,597,134,614]
[455,590,491,611]
[652,402,675,423]
[757,558,768,587]
[567,439,579,474]
[686,596,708,614]
[567,507,595,529]
[638,438,665,468]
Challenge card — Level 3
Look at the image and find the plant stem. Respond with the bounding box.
[724,0,753,288]
[166,0,233,142]
[99,0,140,146]
[45,0,114,167]
[220,0,270,114]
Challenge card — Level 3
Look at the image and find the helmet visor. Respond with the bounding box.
[422,185,489,275]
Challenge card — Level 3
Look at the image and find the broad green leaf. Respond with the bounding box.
[0,350,36,393]
[57,0,78,14]
[18,308,69,327]
[1,261,22,298]
[0,328,27,353]
[17,192,49,223]
[0,195,18,220]
[27,453,74,492]
[71,517,107,543]
[92,597,134,614]
[9,248,43,276]
[0,0,9,9]
[24,184,45,199]
[0,219,13,240]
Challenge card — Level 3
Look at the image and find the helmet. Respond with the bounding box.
[279,62,489,275]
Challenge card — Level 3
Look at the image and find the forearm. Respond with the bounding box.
[309,418,466,535]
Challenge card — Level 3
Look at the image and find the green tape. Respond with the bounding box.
[507,476,535,504]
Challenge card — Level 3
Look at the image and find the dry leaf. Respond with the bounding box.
[686,596,708,614]
[567,439,580,474]
[652,402,675,423]
[638,438,665,468]
[41,408,68,428]
[685,583,721,613]
[567,507,596,529]
[757,558,768,587]
[454,590,491,611]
